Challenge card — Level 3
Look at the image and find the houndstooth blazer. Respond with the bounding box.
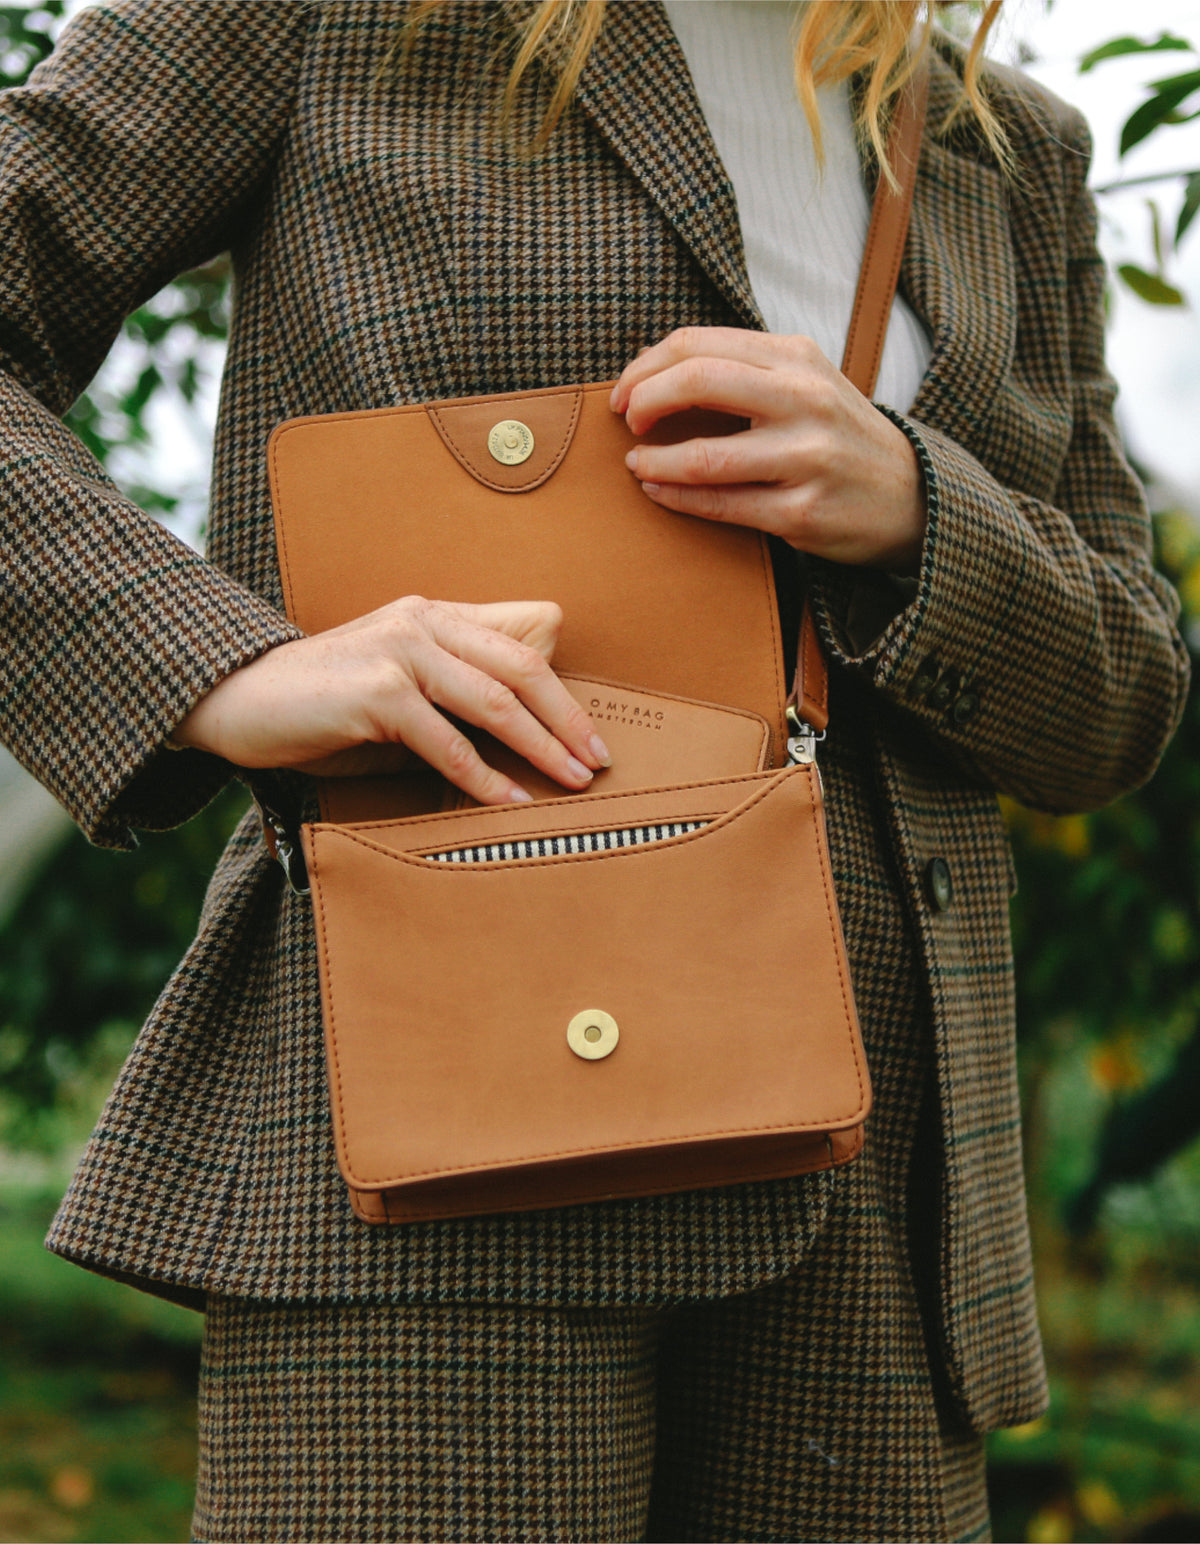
[0,1,1187,1435]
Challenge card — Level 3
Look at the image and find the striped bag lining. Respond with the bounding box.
[425,821,710,864]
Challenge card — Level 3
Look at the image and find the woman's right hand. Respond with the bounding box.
[171,595,611,805]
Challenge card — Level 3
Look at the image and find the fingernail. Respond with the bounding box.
[567,756,594,782]
[609,385,620,410]
[624,449,638,472]
[509,786,534,803]
[642,482,661,497]
[588,735,613,768]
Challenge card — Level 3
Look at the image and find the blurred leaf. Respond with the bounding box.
[123,362,163,427]
[1149,65,1200,90]
[179,355,199,405]
[1080,33,1193,72]
[1121,71,1200,155]
[1179,171,1200,242]
[1027,1502,1074,1543]
[1117,263,1187,304]
[1149,199,1167,269]
[0,2,62,90]
[0,785,250,1140]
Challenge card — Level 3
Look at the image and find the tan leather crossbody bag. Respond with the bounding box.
[265,66,928,1223]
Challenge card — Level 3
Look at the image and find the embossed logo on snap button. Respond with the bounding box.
[567,1009,619,1061]
[487,419,534,466]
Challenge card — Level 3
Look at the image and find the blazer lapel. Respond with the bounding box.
[904,47,1016,445]
[499,0,764,328]
[496,5,1014,437]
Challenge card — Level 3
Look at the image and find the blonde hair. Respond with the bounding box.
[401,1,1008,182]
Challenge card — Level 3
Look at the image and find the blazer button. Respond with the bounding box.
[909,655,940,701]
[927,669,959,713]
[925,857,953,913]
[952,691,979,726]
[926,679,957,713]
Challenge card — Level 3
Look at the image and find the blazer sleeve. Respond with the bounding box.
[811,105,1190,815]
[0,0,313,850]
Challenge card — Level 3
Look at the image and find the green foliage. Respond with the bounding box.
[1084,31,1200,307]
[1080,34,1193,72]
[63,259,231,521]
[0,1188,197,1544]
[1118,68,1200,158]
[1179,170,1200,244]
[1115,261,1186,306]
[0,3,61,89]
[986,1032,1200,1543]
[0,786,250,1150]
[0,3,232,523]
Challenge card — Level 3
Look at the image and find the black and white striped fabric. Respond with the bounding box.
[427,821,709,864]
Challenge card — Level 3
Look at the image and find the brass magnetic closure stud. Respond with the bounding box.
[567,1009,619,1061]
[487,418,535,466]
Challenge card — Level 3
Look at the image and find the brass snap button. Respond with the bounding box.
[567,1009,619,1061]
[487,418,534,466]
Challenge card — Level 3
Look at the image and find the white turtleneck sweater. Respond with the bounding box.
[662,0,932,412]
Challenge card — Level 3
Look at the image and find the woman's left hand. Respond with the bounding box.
[611,327,927,575]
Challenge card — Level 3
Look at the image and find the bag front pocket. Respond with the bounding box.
[303,766,869,1222]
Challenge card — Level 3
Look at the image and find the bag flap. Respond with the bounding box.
[269,383,789,767]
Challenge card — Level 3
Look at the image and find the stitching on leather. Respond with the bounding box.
[313,771,809,1182]
[359,1135,863,1219]
[267,429,300,623]
[306,836,359,1189]
[806,773,869,1108]
[428,388,583,494]
[811,617,828,717]
[337,770,771,836]
[841,71,925,396]
[350,1086,865,1189]
[276,379,869,1197]
[753,534,789,763]
[351,1105,865,1192]
[329,767,798,869]
[270,379,609,626]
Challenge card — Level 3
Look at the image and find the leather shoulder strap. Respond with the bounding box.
[841,60,930,400]
[792,54,929,736]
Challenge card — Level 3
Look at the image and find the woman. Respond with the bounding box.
[0,1,1187,1540]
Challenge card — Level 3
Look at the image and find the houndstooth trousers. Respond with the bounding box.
[195,1244,989,1544]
